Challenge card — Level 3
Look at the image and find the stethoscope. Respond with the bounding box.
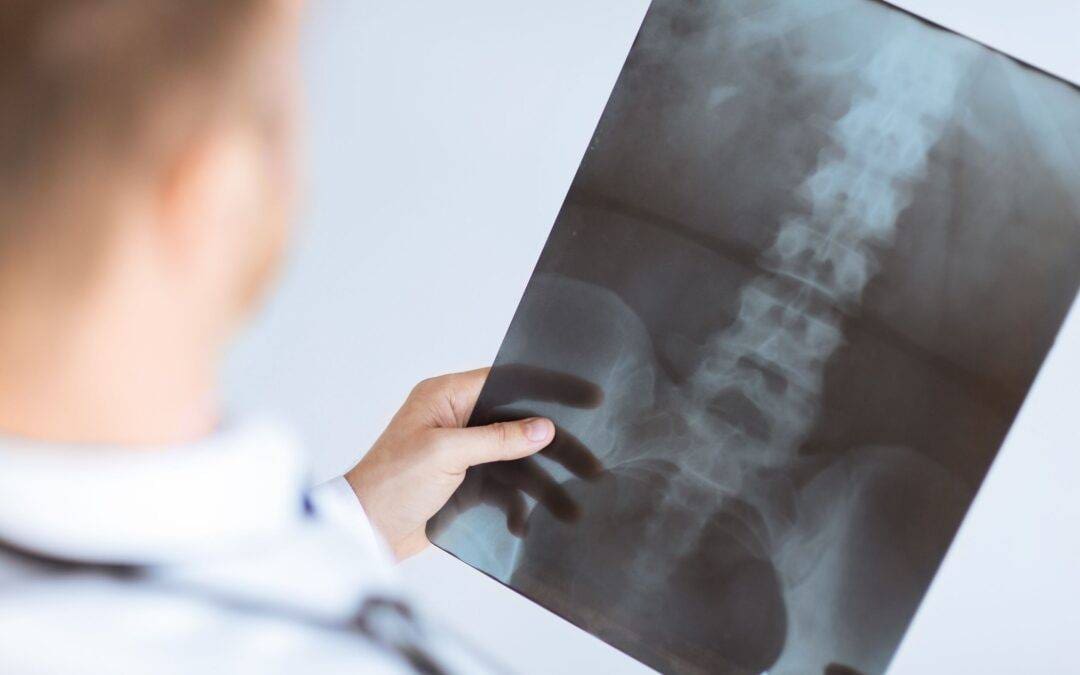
[0,496,501,675]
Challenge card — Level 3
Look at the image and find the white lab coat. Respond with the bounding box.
[0,418,501,674]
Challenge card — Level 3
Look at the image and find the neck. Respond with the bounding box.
[0,262,221,448]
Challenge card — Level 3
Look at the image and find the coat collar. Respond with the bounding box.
[0,418,308,566]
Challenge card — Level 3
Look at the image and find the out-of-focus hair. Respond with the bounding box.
[0,0,268,230]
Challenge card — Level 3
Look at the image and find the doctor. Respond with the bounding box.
[0,1,588,672]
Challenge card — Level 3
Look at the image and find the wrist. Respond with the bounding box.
[343,463,374,524]
[344,461,419,561]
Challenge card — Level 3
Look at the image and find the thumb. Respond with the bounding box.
[438,417,555,472]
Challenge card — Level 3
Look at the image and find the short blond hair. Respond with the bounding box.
[0,1,270,235]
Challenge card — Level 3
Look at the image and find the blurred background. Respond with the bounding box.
[223,1,1079,672]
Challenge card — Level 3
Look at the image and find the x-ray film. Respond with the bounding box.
[429,1,1080,673]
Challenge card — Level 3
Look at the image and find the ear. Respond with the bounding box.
[155,124,262,272]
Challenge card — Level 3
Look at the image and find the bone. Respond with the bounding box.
[623,23,982,640]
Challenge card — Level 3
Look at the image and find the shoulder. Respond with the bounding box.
[0,570,407,675]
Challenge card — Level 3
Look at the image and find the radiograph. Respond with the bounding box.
[429,1,1080,673]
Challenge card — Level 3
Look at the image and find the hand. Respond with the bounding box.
[345,367,602,560]
[425,362,606,543]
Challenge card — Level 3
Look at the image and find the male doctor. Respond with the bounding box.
[0,2,582,672]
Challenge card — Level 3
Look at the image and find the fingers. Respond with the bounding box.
[483,407,603,480]
[409,365,603,430]
[407,368,490,427]
[428,471,539,539]
[489,459,580,522]
[427,461,531,539]
[438,368,490,425]
[435,417,555,472]
[480,483,530,536]
[481,364,604,411]
[542,426,603,480]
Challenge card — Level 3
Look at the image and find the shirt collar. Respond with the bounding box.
[0,418,309,566]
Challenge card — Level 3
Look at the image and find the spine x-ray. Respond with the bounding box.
[430,1,1080,673]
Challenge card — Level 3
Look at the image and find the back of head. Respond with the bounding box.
[0,0,300,446]
[0,0,274,265]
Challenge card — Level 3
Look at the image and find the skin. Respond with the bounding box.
[0,2,556,560]
[348,369,556,559]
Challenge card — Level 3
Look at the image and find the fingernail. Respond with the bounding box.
[523,418,554,443]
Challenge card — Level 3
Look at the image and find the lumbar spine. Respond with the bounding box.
[647,30,980,562]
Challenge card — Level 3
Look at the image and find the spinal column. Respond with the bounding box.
[674,30,979,507]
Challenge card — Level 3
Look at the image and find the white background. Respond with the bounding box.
[224,2,1080,672]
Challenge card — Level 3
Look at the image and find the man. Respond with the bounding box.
[0,2,562,672]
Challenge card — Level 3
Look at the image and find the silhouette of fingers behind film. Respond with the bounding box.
[428,364,604,540]
[472,364,605,412]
